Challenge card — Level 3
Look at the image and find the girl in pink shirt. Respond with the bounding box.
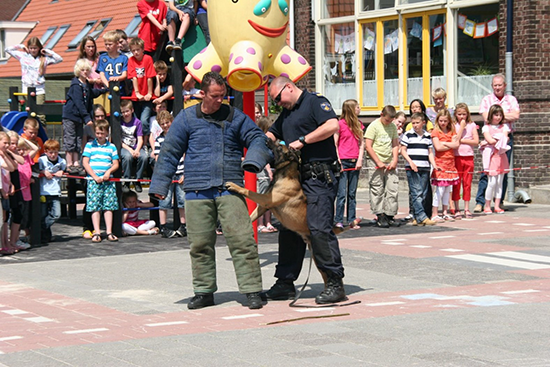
[17,138,40,247]
[452,103,479,219]
[334,99,365,229]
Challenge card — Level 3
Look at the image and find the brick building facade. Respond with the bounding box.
[292,0,550,191]
[500,0,550,188]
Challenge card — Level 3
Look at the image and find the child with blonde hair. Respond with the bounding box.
[63,58,107,173]
[452,103,479,219]
[6,37,63,104]
[38,139,66,243]
[334,99,364,229]
[0,132,18,255]
[430,110,463,222]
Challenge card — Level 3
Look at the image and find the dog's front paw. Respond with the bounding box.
[225,182,244,194]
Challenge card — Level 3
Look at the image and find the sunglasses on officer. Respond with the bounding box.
[273,84,287,104]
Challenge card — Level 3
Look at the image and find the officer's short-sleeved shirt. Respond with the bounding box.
[269,90,338,163]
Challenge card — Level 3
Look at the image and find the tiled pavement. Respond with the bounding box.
[1,188,549,366]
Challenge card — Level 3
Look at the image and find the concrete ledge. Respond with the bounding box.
[527,185,550,205]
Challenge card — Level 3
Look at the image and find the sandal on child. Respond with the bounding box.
[148,227,160,235]
[431,216,445,223]
[107,233,119,242]
[83,230,93,239]
[92,233,102,243]
[464,210,473,219]
[257,225,268,233]
[454,212,463,220]
[443,215,455,222]
[266,224,278,233]
[0,248,16,255]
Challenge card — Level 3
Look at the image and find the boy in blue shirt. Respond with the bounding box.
[98,30,128,92]
[82,119,120,243]
[39,139,67,243]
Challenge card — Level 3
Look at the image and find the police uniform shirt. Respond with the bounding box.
[269,90,338,163]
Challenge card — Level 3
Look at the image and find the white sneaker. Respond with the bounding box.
[16,240,30,250]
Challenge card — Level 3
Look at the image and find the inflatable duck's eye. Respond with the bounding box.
[278,0,289,15]
[253,0,271,15]
[232,0,238,3]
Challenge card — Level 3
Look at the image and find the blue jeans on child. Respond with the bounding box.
[334,159,359,224]
[406,169,431,222]
[121,147,148,180]
[41,195,61,230]
[159,180,185,210]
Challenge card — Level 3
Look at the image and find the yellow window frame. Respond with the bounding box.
[358,15,399,112]
[402,9,446,109]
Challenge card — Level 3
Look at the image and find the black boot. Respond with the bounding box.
[315,275,347,304]
[187,293,215,309]
[376,213,390,228]
[246,292,263,309]
[261,279,296,300]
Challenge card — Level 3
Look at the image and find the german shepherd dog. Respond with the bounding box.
[226,139,360,245]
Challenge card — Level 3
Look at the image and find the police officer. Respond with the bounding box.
[264,77,346,304]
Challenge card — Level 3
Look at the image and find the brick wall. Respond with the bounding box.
[499,0,550,188]
[293,0,315,90]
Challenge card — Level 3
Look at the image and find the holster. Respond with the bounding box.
[300,160,341,183]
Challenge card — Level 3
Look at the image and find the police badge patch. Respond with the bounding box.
[320,102,332,111]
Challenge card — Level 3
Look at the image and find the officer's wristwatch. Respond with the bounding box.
[298,136,307,145]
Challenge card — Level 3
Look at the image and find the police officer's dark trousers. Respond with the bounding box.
[274,170,344,281]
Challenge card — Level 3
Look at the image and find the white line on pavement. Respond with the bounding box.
[478,232,504,236]
[429,236,455,239]
[63,328,109,334]
[24,317,54,323]
[295,308,335,312]
[145,321,188,327]
[0,336,23,342]
[487,251,550,264]
[501,289,540,295]
[447,254,550,270]
[365,301,405,307]
[222,314,263,320]
[2,309,28,315]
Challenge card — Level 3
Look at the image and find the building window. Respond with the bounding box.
[321,23,356,110]
[383,18,399,106]
[321,0,355,18]
[402,11,446,107]
[88,18,112,39]
[0,30,6,60]
[358,17,399,109]
[362,0,394,11]
[361,22,377,107]
[45,24,70,49]
[456,3,499,106]
[41,27,57,45]
[68,21,97,49]
[125,15,142,38]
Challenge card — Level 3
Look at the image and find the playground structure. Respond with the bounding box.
[1,47,186,245]
[2,1,311,245]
